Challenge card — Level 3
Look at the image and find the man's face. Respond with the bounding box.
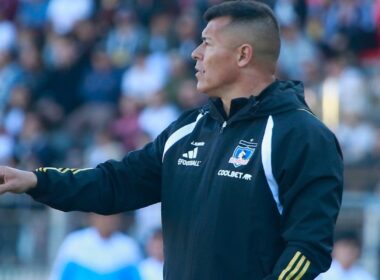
[332,240,360,269]
[192,17,239,97]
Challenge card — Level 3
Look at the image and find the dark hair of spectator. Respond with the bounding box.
[334,230,361,247]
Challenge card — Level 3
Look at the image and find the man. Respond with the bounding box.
[0,1,343,279]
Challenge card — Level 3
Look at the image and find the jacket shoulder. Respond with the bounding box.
[273,109,336,139]
[153,107,206,160]
[271,108,343,160]
[164,107,205,136]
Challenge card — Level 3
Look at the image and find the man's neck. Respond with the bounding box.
[221,76,275,115]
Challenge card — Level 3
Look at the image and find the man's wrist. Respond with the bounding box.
[25,171,40,194]
[28,171,38,189]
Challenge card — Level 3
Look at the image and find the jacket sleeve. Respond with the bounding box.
[26,129,167,214]
[264,119,343,280]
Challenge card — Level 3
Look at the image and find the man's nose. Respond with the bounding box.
[191,45,202,61]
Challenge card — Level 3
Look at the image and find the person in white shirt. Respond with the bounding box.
[321,231,375,280]
[50,213,142,280]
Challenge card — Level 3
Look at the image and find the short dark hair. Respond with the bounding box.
[334,230,361,247]
[204,0,278,29]
[203,1,280,67]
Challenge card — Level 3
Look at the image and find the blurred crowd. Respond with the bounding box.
[0,0,379,184]
[1,0,380,277]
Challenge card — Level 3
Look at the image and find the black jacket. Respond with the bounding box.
[28,80,343,280]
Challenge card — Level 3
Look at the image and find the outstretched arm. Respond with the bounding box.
[0,131,166,214]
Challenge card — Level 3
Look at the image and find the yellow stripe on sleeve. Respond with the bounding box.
[285,256,305,280]
[278,251,301,280]
[72,168,93,174]
[37,167,93,174]
[42,167,59,172]
[293,260,311,280]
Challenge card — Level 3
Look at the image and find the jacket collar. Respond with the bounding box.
[202,80,309,123]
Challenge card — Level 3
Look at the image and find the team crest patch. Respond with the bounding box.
[228,140,257,168]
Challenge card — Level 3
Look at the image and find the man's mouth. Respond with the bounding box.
[195,68,205,75]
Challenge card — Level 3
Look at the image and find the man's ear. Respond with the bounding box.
[237,44,253,67]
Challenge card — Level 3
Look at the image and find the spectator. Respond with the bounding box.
[46,0,94,34]
[83,129,124,167]
[3,84,30,137]
[121,49,166,105]
[72,18,99,70]
[134,0,179,26]
[12,111,50,167]
[321,231,375,280]
[337,64,370,116]
[164,51,194,104]
[134,203,162,244]
[323,0,377,54]
[67,46,120,131]
[64,45,121,142]
[321,56,370,118]
[18,40,49,102]
[17,0,49,29]
[50,214,142,280]
[335,112,376,165]
[0,20,17,52]
[105,9,148,69]
[42,35,85,114]
[277,19,317,80]
[111,96,145,151]
[0,47,22,115]
[174,11,199,63]
[138,90,179,139]
[147,13,175,53]
[0,125,14,165]
[138,228,164,280]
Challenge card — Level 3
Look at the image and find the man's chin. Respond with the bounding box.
[197,88,217,98]
[196,84,210,95]
[196,83,220,97]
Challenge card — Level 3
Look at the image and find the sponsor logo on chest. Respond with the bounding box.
[217,169,252,181]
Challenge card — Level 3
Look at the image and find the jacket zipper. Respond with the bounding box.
[187,121,225,279]
[187,101,260,277]
[220,121,227,133]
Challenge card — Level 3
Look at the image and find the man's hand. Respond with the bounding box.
[0,166,38,195]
